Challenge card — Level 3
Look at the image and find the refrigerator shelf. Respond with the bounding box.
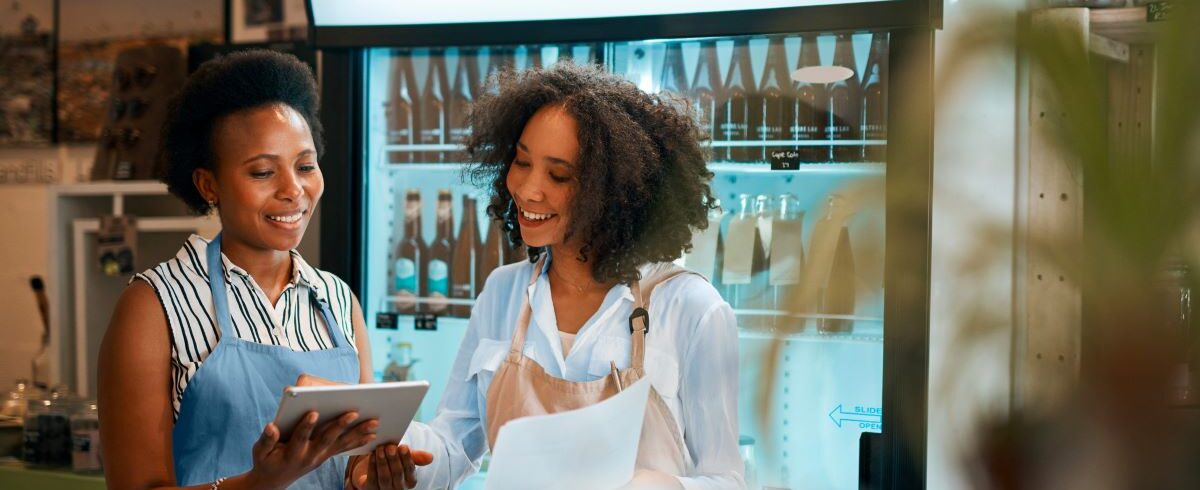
[710,139,887,148]
[380,162,886,173]
[733,309,882,323]
[380,140,886,153]
[737,326,883,344]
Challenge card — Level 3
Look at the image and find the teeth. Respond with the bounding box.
[268,212,302,223]
[521,209,553,221]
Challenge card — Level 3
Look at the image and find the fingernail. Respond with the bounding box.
[387,445,397,456]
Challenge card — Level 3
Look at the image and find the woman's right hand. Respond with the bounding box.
[349,444,435,490]
[249,410,379,490]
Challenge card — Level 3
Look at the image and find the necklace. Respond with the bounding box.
[550,265,594,293]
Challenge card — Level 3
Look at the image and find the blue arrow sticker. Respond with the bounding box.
[828,404,883,431]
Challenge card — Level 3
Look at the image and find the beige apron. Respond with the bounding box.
[485,258,694,477]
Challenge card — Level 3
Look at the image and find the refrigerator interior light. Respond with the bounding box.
[791,65,855,84]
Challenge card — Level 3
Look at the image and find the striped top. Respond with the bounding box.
[133,234,358,419]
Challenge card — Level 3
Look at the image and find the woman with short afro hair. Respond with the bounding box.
[98,49,426,490]
[378,62,744,489]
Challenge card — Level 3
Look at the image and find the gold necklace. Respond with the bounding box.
[550,265,593,293]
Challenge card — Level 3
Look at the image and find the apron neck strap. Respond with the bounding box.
[207,233,349,348]
[206,233,238,339]
[508,255,546,358]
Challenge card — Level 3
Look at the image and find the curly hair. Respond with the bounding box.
[466,62,717,285]
[160,49,323,214]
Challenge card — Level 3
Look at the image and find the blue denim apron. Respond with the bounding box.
[172,234,359,488]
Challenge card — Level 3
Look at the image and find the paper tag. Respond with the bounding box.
[722,218,757,284]
[769,216,804,286]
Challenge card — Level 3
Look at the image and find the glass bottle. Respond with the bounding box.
[792,34,828,162]
[70,400,102,473]
[385,50,416,164]
[417,51,448,163]
[393,189,425,314]
[860,33,888,162]
[828,33,862,162]
[425,190,454,316]
[759,36,794,162]
[689,41,721,146]
[450,195,480,317]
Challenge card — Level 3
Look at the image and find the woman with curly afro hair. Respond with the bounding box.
[376,62,745,489]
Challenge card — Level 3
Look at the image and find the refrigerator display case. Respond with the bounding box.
[310,2,937,489]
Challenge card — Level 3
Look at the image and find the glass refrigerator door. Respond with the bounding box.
[362,31,888,490]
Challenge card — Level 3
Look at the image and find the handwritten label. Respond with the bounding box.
[769,150,802,171]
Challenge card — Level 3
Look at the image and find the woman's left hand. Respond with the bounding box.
[616,469,684,490]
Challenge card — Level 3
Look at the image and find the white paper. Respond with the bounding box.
[485,378,652,490]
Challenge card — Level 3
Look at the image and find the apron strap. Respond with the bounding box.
[508,255,546,359]
[206,233,238,339]
[208,233,348,349]
[627,263,697,371]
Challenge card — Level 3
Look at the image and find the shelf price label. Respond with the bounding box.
[1147,2,1172,22]
[375,312,399,330]
[769,150,802,171]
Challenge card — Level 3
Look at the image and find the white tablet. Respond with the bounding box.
[272,380,429,456]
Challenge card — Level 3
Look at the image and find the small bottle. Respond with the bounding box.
[417,51,448,163]
[385,50,416,164]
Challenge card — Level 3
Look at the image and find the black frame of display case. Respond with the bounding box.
[314,2,937,489]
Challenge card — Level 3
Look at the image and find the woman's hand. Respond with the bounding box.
[617,469,685,490]
[249,410,379,490]
[349,443,435,490]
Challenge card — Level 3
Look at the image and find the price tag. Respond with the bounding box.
[769,149,802,171]
[414,313,438,331]
[1147,2,1172,22]
[375,312,399,330]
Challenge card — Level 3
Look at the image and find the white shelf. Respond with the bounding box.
[52,180,167,196]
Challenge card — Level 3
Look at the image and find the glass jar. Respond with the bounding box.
[2,379,33,420]
[71,400,102,473]
[23,387,74,467]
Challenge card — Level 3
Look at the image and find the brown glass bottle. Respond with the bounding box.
[393,189,425,314]
[447,48,477,162]
[525,44,543,70]
[759,36,794,162]
[792,34,828,162]
[659,43,688,96]
[425,190,454,316]
[417,51,448,163]
[860,33,888,162]
[450,195,480,317]
[718,39,754,162]
[689,41,721,145]
[827,33,862,162]
[385,50,415,164]
[479,216,504,296]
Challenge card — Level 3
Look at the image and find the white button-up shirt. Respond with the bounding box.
[403,256,744,490]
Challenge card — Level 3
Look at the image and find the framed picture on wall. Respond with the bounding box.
[0,0,55,146]
[230,0,308,43]
[55,0,223,142]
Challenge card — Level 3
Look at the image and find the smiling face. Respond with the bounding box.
[506,104,579,250]
[194,102,322,252]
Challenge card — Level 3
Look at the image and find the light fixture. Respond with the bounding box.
[792,65,855,84]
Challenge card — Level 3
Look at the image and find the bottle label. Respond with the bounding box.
[757,124,783,140]
[790,124,821,140]
[418,128,443,144]
[405,201,420,221]
[720,122,748,140]
[427,259,449,313]
[394,258,417,292]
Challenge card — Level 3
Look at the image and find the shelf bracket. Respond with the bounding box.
[1089,33,1129,63]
